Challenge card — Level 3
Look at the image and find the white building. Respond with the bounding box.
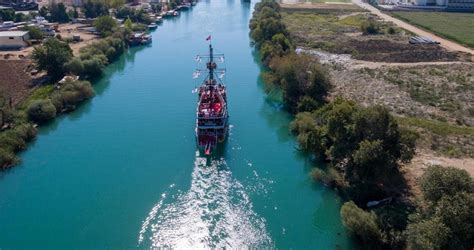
[0,31,29,50]
[412,0,474,10]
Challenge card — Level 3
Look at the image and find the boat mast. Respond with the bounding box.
[208,44,214,84]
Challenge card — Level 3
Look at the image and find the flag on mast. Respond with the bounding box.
[206,35,211,41]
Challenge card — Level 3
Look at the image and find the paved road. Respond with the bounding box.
[352,0,474,55]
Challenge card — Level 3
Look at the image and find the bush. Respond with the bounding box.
[49,2,70,23]
[420,165,473,203]
[0,148,17,168]
[51,80,95,111]
[27,99,57,124]
[269,53,330,112]
[94,15,117,37]
[82,0,109,18]
[360,20,379,35]
[21,26,44,40]
[406,166,474,249]
[0,123,38,168]
[0,9,15,21]
[341,201,381,244]
[406,217,450,250]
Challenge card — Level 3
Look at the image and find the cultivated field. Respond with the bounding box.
[392,11,474,49]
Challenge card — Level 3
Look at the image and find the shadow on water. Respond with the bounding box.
[137,151,273,248]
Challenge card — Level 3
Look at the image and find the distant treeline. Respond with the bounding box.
[250,1,474,250]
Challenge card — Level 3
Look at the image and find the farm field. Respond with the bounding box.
[392,11,474,48]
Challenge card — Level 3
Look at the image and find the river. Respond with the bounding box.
[0,1,353,248]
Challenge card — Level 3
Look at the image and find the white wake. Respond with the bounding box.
[138,152,272,249]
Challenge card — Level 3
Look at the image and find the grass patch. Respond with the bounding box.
[18,85,54,110]
[338,14,367,26]
[392,11,474,48]
[397,116,474,137]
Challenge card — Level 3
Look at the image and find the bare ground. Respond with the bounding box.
[0,59,36,105]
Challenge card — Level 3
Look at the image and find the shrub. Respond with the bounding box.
[0,123,37,168]
[51,80,95,111]
[65,57,85,76]
[27,99,57,124]
[297,96,319,112]
[387,26,396,35]
[420,165,473,203]
[341,201,381,244]
[82,0,109,18]
[0,148,17,168]
[360,20,379,35]
[406,217,450,250]
[94,15,117,37]
[49,2,70,23]
[21,26,44,40]
[82,56,107,77]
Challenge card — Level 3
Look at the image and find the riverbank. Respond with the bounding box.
[251,1,473,248]
[1,26,136,168]
[0,1,197,169]
[0,1,354,247]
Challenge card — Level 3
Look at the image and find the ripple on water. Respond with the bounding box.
[138,153,272,248]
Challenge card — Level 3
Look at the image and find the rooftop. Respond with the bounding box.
[0,31,28,37]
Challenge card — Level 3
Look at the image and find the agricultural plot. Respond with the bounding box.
[392,11,474,49]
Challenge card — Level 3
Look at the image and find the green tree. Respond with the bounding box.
[49,2,70,23]
[21,26,44,40]
[94,15,117,37]
[0,9,15,21]
[124,18,133,31]
[68,7,79,19]
[32,38,73,80]
[341,201,381,244]
[420,165,474,203]
[435,192,474,248]
[65,57,85,76]
[27,99,57,124]
[406,217,450,250]
[14,13,26,22]
[39,6,49,18]
[83,0,109,18]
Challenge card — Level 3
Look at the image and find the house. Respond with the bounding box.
[0,31,29,50]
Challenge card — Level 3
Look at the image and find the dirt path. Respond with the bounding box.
[351,0,474,55]
[350,60,472,69]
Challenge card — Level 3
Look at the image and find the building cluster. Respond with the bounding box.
[412,0,474,10]
[379,0,474,10]
[0,16,56,50]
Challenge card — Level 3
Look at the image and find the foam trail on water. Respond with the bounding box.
[138,152,272,248]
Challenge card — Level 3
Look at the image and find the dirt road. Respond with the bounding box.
[352,0,474,55]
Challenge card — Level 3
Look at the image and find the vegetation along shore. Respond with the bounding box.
[250,1,473,249]
[0,0,191,168]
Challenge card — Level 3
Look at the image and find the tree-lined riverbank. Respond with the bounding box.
[0,1,353,248]
[249,1,474,249]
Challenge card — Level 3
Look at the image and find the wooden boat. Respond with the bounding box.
[194,44,228,155]
[128,33,152,46]
[148,23,158,29]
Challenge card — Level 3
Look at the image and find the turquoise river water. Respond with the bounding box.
[0,1,354,248]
